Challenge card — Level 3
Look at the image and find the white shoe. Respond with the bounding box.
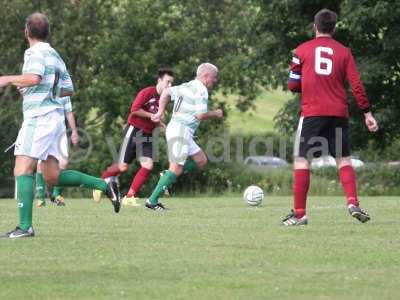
[122,195,141,207]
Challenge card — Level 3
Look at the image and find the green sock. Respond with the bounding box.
[16,175,34,231]
[57,170,107,192]
[149,170,177,204]
[35,172,46,201]
[183,159,198,174]
[52,186,63,198]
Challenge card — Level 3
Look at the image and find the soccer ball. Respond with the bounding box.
[243,185,264,206]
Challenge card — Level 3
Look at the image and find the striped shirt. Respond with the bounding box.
[170,79,208,132]
[60,96,72,113]
[22,42,73,119]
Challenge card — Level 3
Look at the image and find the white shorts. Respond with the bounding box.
[14,109,68,161]
[166,121,201,165]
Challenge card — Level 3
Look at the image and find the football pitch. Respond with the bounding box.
[0,196,399,300]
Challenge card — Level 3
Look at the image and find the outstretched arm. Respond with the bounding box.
[0,74,41,88]
[196,109,223,121]
[151,88,171,122]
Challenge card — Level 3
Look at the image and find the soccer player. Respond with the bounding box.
[36,96,79,207]
[146,63,223,211]
[281,9,378,226]
[93,68,174,206]
[0,13,120,238]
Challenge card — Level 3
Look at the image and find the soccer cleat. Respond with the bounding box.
[122,195,141,207]
[105,180,121,213]
[348,205,370,223]
[2,226,35,239]
[281,210,308,226]
[55,195,66,206]
[159,171,170,196]
[36,199,46,207]
[92,189,103,203]
[145,200,167,211]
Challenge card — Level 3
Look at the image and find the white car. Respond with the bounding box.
[244,156,289,169]
[311,156,365,169]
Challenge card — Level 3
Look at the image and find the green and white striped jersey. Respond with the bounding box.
[60,96,72,113]
[170,79,208,132]
[22,42,73,119]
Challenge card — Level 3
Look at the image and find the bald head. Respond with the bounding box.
[25,13,49,41]
[196,63,219,89]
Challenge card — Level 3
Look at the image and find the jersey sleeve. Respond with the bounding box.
[345,49,371,113]
[60,70,74,93]
[195,96,208,114]
[131,88,150,112]
[23,49,45,77]
[288,49,302,93]
[62,96,73,112]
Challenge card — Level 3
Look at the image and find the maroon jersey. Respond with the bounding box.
[127,86,159,133]
[288,36,370,118]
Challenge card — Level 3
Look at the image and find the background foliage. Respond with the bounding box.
[1,0,399,197]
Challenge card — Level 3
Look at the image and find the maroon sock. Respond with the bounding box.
[127,167,151,197]
[101,164,121,179]
[293,169,310,218]
[339,165,359,206]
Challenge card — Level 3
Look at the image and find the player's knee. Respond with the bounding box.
[118,164,129,172]
[197,156,208,168]
[336,157,352,169]
[141,161,153,170]
[43,173,58,186]
[294,157,310,169]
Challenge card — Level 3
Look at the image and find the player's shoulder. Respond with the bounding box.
[137,86,157,98]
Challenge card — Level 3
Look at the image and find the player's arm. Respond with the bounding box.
[288,51,302,93]
[346,50,378,132]
[151,88,171,122]
[196,109,223,121]
[130,108,153,119]
[63,97,79,145]
[129,89,155,119]
[66,111,79,145]
[60,70,74,97]
[0,49,45,88]
[0,74,41,88]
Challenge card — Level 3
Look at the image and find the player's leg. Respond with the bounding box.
[331,118,370,222]
[146,123,188,209]
[282,117,321,226]
[35,162,47,207]
[123,158,153,207]
[51,156,69,206]
[5,155,38,237]
[4,116,45,238]
[94,126,136,202]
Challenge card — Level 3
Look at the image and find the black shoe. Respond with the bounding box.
[281,209,308,226]
[348,205,370,223]
[2,226,35,238]
[145,200,166,211]
[106,180,121,213]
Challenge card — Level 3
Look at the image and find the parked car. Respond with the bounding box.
[244,156,289,169]
[311,156,365,169]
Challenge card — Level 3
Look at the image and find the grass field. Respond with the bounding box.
[0,196,399,300]
[222,88,292,134]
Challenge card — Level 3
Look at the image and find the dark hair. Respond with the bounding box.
[314,9,337,34]
[157,68,174,79]
[25,13,49,40]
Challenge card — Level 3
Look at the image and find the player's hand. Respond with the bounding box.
[214,109,224,119]
[17,86,27,95]
[71,130,80,145]
[151,112,162,123]
[364,112,378,132]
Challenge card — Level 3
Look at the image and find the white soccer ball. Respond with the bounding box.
[243,185,264,206]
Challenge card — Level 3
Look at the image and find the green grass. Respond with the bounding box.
[0,196,399,300]
[221,88,291,134]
